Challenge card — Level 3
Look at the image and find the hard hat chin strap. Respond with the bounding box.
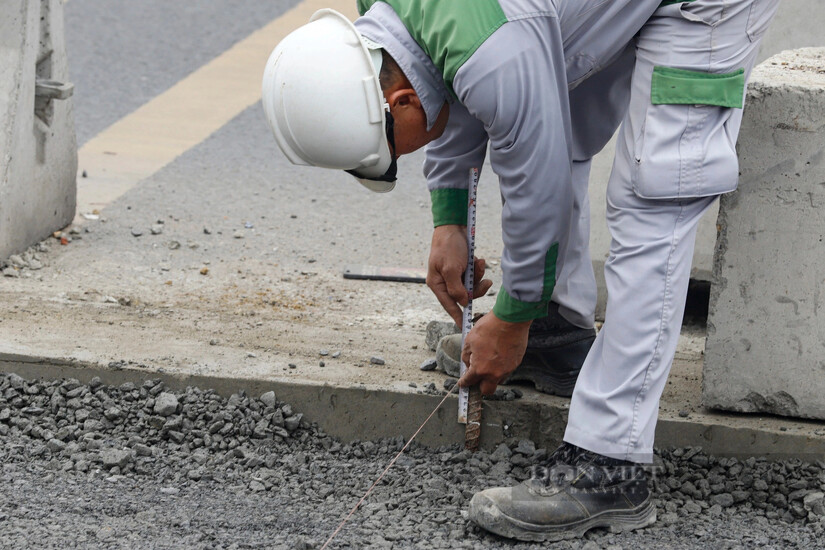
[346,109,397,183]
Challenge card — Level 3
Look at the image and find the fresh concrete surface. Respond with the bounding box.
[0,0,823,465]
[0,0,76,259]
[586,1,825,317]
[704,48,825,420]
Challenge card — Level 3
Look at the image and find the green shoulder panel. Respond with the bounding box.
[356,0,507,96]
[357,0,377,16]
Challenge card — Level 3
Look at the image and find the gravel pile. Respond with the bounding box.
[0,371,822,549]
[1,240,52,279]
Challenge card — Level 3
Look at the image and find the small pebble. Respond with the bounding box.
[419,358,438,371]
[369,356,385,366]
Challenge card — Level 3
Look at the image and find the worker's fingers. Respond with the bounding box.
[460,337,471,366]
[458,363,479,388]
[459,346,500,394]
[473,258,487,283]
[442,266,469,307]
[429,278,463,326]
[459,362,503,395]
[473,278,493,300]
[471,258,491,299]
[479,378,500,396]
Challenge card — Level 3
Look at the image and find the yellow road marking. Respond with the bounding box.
[76,0,356,220]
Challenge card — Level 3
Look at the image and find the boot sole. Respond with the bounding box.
[469,494,657,542]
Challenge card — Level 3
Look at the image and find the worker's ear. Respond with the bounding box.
[386,88,420,110]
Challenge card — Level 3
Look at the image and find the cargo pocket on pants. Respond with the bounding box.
[633,66,746,199]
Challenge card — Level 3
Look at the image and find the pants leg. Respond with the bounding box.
[564,0,780,462]
[552,159,596,329]
[553,46,635,329]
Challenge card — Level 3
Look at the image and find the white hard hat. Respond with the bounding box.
[262,9,396,192]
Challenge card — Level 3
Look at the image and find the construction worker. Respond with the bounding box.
[262,0,779,541]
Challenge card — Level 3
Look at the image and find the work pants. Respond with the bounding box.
[563,0,780,462]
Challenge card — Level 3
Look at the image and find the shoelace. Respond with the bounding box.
[534,443,641,488]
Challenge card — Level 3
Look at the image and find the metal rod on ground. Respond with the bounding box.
[458,167,483,452]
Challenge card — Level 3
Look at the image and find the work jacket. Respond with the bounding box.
[355,0,662,322]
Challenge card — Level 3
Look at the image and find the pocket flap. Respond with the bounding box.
[651,66,745,109]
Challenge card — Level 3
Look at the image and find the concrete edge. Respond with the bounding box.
[1,352,823,461]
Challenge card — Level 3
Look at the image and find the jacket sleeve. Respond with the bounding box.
[423,102,488,227]
[452,18,574,323]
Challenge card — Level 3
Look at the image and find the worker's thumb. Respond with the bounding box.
[458,366,479,388]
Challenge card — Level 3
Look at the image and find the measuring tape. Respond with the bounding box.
[457,167,480,425]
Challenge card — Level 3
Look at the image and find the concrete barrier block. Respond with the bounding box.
[1,0,76,260]
[704,48,825,419]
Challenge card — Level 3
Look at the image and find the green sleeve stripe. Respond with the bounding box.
[541,242,559,302]
[493,243,558,323]
[430,188,469,227]
[493,288,549,323]
[651,66,746,109]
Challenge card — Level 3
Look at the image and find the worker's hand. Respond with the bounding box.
[459,312,530,395]
[427,225,493,326]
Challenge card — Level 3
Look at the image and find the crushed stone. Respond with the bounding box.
[0,372,822,549]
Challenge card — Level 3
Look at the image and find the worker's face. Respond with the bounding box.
[386,89,450,157]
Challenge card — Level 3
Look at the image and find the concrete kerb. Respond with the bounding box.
[1,351,823,461]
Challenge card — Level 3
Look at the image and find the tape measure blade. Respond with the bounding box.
[457,167,479,425]
[457,356,469,422]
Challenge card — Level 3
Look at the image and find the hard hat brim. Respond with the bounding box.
[347,173,396,193]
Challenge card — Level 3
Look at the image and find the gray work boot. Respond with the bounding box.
[434,302,595,396]
[468,442,656,542]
